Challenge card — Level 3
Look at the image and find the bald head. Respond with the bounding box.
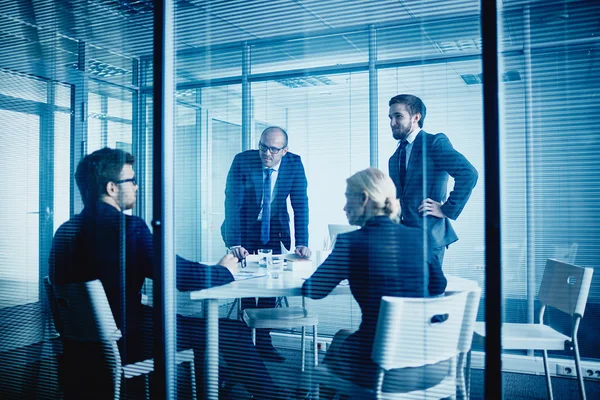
[259,126,289,168]
[261,126,288,147]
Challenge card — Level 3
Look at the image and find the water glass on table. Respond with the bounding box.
[258,248,273,270]
[268,256,284,279]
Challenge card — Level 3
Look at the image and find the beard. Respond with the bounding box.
[392,126,411,141]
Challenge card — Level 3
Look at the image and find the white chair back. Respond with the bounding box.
[538,259,593,318]
[372,291,468,371]
[458,287,482,353]
[328,224,359,246]
[51,279,122,343]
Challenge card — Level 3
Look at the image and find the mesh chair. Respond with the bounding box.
[313,290,469,399]
[45,277,196,399]
[243,296,318,372]
[471,259,593,400]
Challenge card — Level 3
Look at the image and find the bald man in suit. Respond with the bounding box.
[222,126,310,362]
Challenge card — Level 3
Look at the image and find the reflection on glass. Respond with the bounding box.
[0,110,40,308]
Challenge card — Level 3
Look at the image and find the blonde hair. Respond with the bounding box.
[346,167,400,221]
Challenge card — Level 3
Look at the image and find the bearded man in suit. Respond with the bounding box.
[388,94,478,294]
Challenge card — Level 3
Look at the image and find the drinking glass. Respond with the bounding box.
[258,248,273,270]
[269,256,284,279]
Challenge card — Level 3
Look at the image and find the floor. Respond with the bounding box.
[227,345,600,400]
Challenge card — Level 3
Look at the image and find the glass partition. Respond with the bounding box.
[2,0,600,398]
[495,1,600,398]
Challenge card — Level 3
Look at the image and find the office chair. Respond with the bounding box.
[243,295,318,372]
[312,290,469,399]
[471,259,593,400]
[456,287,482,399]
[45,277,196,399]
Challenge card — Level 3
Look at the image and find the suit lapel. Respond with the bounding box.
[403,130,423,196]
[273,154,290,202]
[390,146,401,196]
[252,157,263,205]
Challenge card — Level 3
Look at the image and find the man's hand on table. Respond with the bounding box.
[218,253,239,274]
[295,245,311,259]
[229,246,249,260]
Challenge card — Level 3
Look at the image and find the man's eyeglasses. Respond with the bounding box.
[258,142,286,154]
[114,177,137,185]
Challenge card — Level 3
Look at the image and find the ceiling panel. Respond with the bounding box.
[399,0,480,19]
[293,0,412,28]
[251,31,369,75]
[182,0,327,46]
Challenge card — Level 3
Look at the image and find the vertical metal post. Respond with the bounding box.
[70,40,88,215]
[153,0,176,399]
[100,95,108,147]
[40,81,55,327]
[481,0,503,398]
[523,5,536,334]
[242,42,251,150]
[368,25,378,167]
[132,58,145,218]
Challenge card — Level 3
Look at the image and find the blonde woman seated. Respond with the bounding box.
[302,167,447,393]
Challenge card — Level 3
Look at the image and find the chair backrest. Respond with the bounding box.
[372,290,469,370]
[44,276,63,335]
[538,259,593,318]
[49,278,122,343]
[457,286,482,353]
[328,224,359,246]
[552,242,579,265]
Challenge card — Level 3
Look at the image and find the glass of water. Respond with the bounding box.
[258,248,273,270]
[269,256,284,279]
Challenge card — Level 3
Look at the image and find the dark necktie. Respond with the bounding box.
[261,168,274,244]
[399,140,408,189]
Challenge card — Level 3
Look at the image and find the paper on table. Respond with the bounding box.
[280,241,289,255]
[284,253,308,261]
[234,264,266,281]
[279,241,313,261]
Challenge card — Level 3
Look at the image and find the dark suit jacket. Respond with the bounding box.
[389,130,478,249]
[49,201,234,361]
[221,150,309,250]
[302,216,446,357]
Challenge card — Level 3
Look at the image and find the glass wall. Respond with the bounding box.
[0,0,599,399]
[498,2,600,366]
[0,71,71,309]
[167,3,487,398]
[87,80,134,154]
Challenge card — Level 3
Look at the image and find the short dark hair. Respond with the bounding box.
[261,126,289,147]
[389,94,426,128]
[75,147,135,207]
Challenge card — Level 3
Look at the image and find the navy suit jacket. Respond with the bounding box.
[49,201,234,358]
[389,130,478,249]
[221,150,309,250]
[302,216,446,354]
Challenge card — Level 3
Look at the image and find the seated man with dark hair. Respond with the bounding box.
[50,147,285,400]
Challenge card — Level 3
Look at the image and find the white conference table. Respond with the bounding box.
[179,271,479,400]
